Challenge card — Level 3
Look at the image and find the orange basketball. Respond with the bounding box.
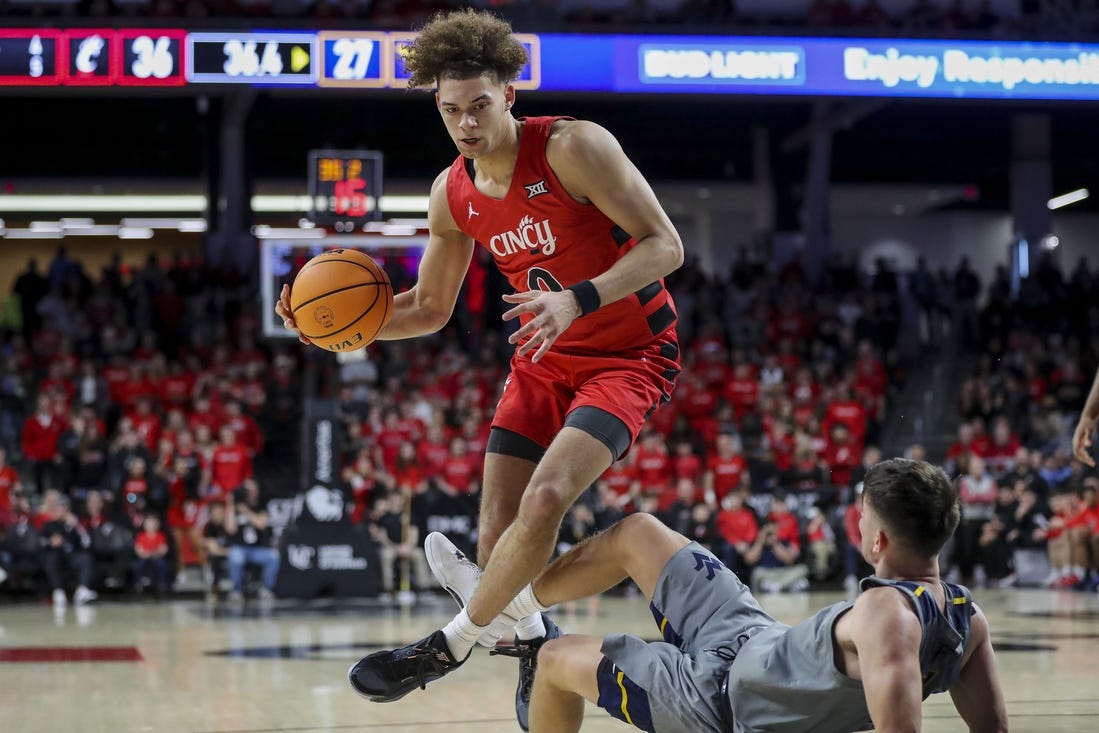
[289,249,394,353]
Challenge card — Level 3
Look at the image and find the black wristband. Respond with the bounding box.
[567,280,601,317]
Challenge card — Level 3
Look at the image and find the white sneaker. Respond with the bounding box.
[74,586,97,606]
[53,589,67,608]
[789,577,810,593]
[257,586,276,602]
[424,532,516,647]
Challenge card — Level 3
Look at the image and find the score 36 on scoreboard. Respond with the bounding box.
[0,28,187,86]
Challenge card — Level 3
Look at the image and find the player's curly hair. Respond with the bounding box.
[404,8,528,89]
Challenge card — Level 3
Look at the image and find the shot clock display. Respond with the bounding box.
[308,150,384,227]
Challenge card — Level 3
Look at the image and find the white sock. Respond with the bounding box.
[514,613,546,641]
[507,584,549,620]
[441,608,484,661]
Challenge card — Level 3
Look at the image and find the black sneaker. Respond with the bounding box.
[348,630,466,703]
[489,614,562,732]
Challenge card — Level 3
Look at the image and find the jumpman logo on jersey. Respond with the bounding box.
[692,552,725,581]
[468,201,479,220]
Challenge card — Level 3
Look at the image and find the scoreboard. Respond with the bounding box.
[6,27,1099,100]
[0,28,187,86]
[0,27,539,90]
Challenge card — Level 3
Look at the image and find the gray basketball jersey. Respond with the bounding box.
[723,577,974,733]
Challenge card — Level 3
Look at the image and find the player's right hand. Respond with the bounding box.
[1073,415,1096,467]
[275,284,312,345]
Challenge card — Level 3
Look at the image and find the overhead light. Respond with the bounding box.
[60,217,95,228]
[4,228,62,239]
[1041,234,1060,250]
[66,225,122,236]
[29,221,63,233]
[1047,188,1089,210]
[251,225,326,239]
[0,195,207,212]
[176,219,207,232]
[297,218,316,229]
[0,194,431,214]
[118,227,154,239]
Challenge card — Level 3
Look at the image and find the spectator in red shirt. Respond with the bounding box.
[716,489,758,580]
[438,436,479,495]
[188,395,221,439]
[984,417,1021,475]
[725,362,761,422]
[823,384,868,445]
[128,397,163,453]
[133,514,170,595]
[165,456,204,572]
[22,394,65,493]
[224,401,263,456]
[40,361,75,405]
[417,424,451,479]
[0,448,21,512]
[210,425,253,498]
[158,361,196,411]
[118,364,158,412]
[343,448,391,524]
[671,440,702,484]
[704,433,748,505]
[633,431,671,498]
[956,454,997,586]
[598,457,638,512]
[121,456,153,507]
[823,422,862,488]
[392,441,428,493]
[375,409,408,469]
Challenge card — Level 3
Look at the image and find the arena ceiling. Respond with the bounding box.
[1,93,1097,212]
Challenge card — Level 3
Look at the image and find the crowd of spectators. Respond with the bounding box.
[940,253,1099,591]
[0,248,299,604]
[2,243,1096,605]
[0,0,1060,42]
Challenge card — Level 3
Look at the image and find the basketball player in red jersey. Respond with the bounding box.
[275,9,683,727]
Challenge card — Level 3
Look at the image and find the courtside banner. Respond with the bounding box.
[8,27,1099,99]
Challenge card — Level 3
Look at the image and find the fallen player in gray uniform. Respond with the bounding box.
[351,458,1009,733]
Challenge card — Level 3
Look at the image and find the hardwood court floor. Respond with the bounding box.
[2,587,1098,733]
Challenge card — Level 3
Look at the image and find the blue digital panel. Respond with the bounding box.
[534,34,1099,100]
[318,32,386,88]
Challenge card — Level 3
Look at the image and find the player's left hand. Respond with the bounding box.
[1073,415,1097,467]
[502,289,581,363]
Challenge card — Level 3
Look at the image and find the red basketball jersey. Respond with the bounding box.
[445,116,677,355]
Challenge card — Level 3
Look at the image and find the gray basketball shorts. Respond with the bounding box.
[596,542,778,733]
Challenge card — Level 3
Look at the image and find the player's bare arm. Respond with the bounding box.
[949,605,1010,733]
[838,587,924,733]
[1073,366,1099,466]
[375,170,475,339]
[502,120,683,362]
[275,169,474,344]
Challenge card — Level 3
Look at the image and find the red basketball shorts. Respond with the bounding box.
[491,337,680,454]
